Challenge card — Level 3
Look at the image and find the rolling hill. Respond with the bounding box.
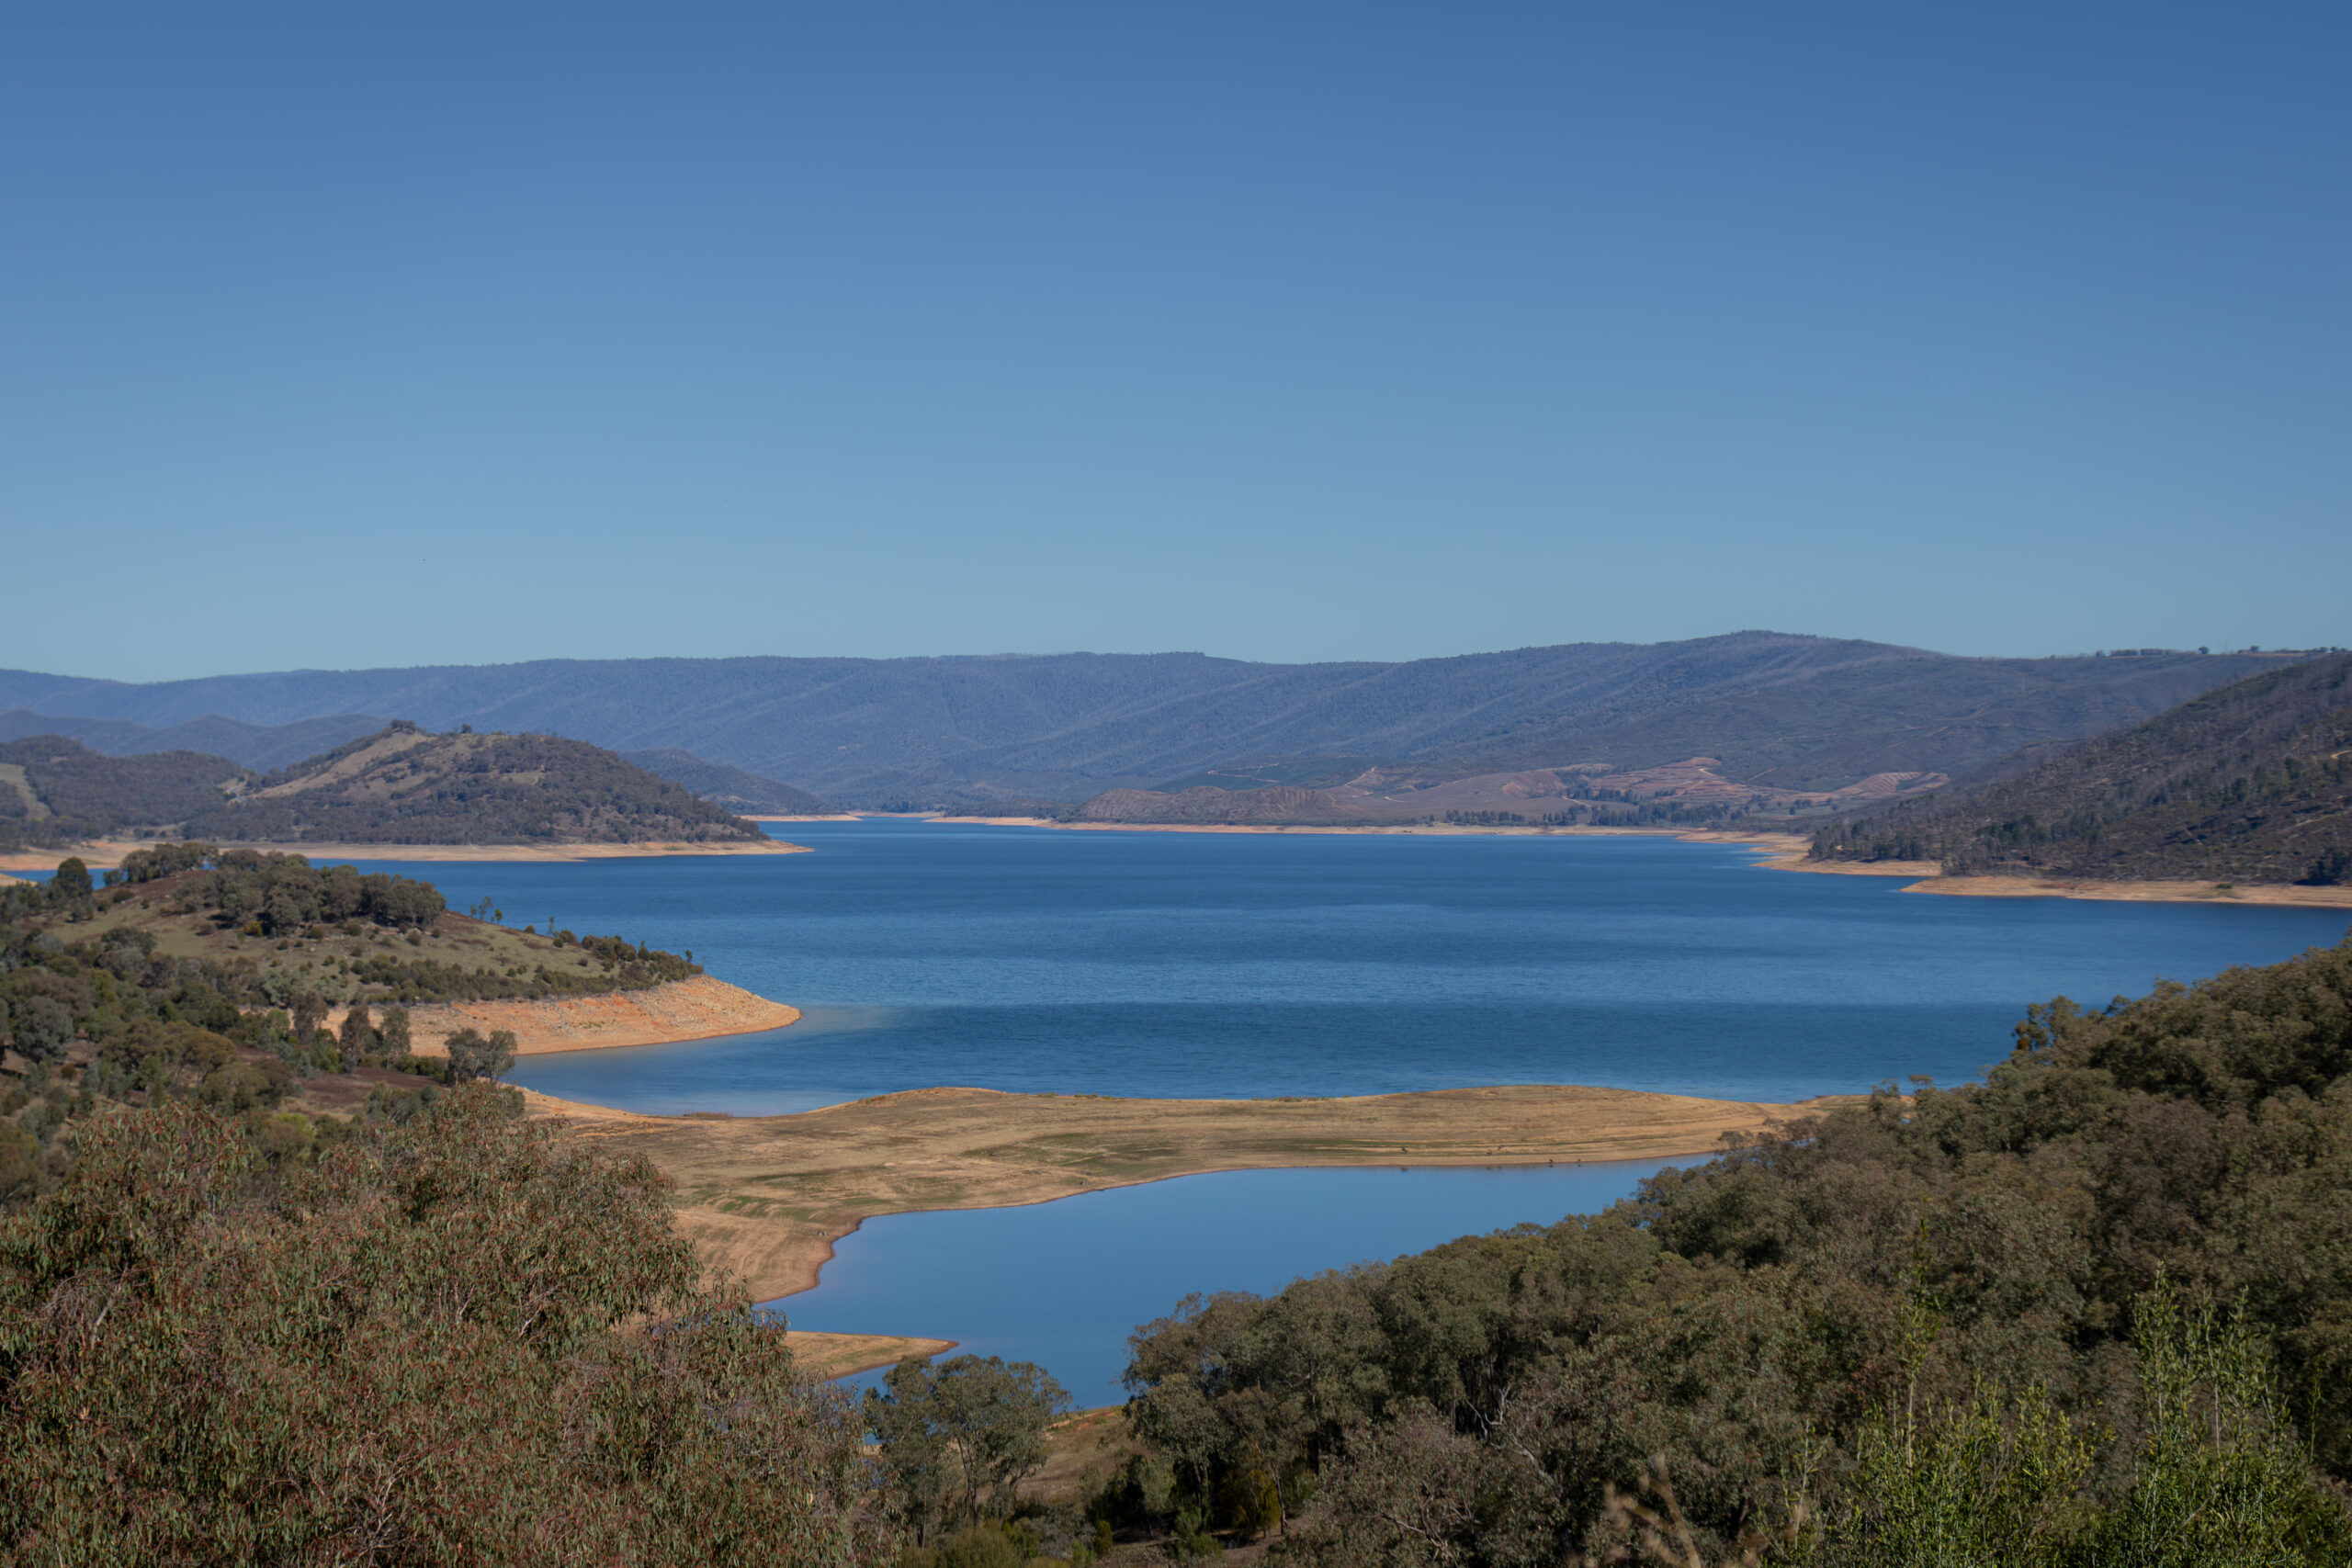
[1,726,767,849]
[1808,653,2352,885]
[0,635,2317,809]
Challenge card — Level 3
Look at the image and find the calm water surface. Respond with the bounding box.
[348,818,2351,1113]
[786,1161,1679,1404]
[342,820,2348,1395]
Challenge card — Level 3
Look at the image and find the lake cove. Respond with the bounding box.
[342,819,2352,1113]
[774,1160,1681,1404]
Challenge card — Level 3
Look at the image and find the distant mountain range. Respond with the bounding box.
[620,750,835,816]
[0,634,2321,809]
[1811,653,2352,886]
[0,708,386,772]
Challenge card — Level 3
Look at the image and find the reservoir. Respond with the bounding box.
[340,820,2348,1399]
[356,818,2352,1112]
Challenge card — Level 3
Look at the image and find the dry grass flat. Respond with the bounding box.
[783,1331,958,1381]
[529,1083,1808,1303]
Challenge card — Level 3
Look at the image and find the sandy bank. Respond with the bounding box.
[784,1331,959,1381]
[333,975,800,1056]
[528,1082,1813,1303]
[1906,874,2352,909]
[0,837,808,873]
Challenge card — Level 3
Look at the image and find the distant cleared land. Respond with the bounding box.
[1810,652,2352,887]
[0,634,2318,809]
[529,1083,1808,1303]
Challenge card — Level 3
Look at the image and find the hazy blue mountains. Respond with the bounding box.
[0,634,2310,809]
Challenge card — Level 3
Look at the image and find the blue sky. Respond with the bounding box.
[5,3,2346,680]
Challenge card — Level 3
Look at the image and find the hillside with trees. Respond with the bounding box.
[0,637,2322,808]
[0,725,771,849]
[0,738,245,849]
[183,725,767,846]
[1114,931,2352,1562]
[624,748,836,815]
[0,852,877,1560]
[1809,652,2352,885]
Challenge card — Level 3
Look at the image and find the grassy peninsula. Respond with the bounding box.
[532,1082,1804,1302]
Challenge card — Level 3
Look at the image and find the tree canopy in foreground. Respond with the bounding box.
[0,1090,884,1565]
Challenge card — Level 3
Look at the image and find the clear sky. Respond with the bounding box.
[5,3,2346,682]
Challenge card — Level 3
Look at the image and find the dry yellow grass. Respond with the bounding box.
[783,1331,958,1381]
[529,1083,1811,1303]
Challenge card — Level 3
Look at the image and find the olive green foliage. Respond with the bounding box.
[444,1026,518,1083]
[0,1091,886,1564]
[1124,933,2352,1562]
[865,1355,1071,1543]
[152,843,447,931]
[1811,652,2352,884]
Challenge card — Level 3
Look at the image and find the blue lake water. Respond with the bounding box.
[792,1161,1679,1406]
[328,819,2348,1396]
[341,818,2351,1112]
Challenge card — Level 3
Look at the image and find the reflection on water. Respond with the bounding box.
[775,1159,1677,1404]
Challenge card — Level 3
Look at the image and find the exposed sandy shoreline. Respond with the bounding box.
[1908,874,2352,908]
[526,1082,1815,1304]
[0,837,808,873]
[330,975,801,1056]
[783,1330,958,1381]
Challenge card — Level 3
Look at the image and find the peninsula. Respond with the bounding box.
[526,1082,1814,1303]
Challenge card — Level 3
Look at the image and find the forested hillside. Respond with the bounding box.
[1,727,768,849]
[0,637,2312,808]
[623,748,836,815]
[0,738,245,849]
[0,861,875,1562]
[1810,653,2352,885]
[1117,933,2352,1562]
[183,727,766,846]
